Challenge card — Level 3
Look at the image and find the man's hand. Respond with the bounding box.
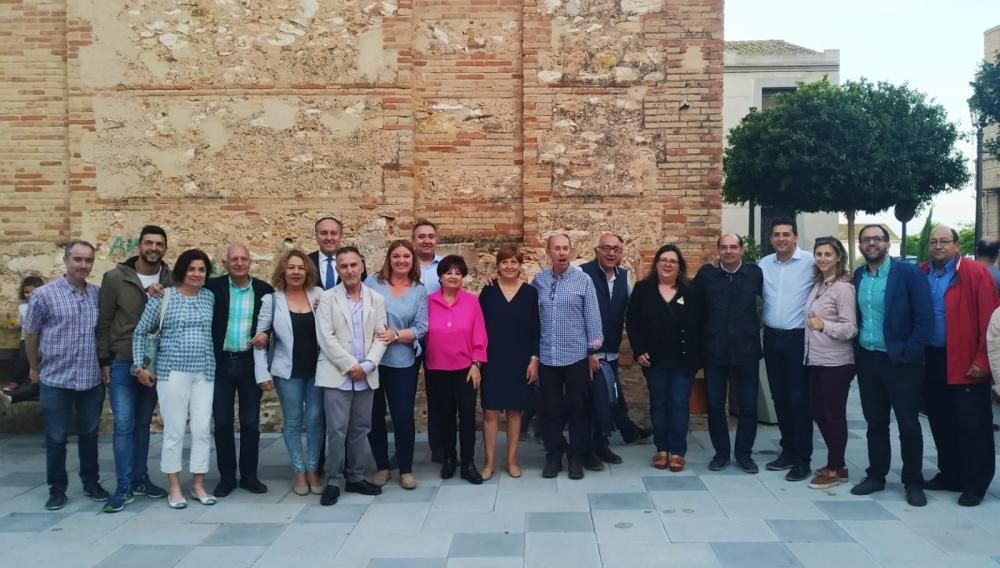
[251,332,269,349]
[347,364,366,380]
[146,283,165,298]
[526,357,539,384]
[636,353,651,368]
[135,368,155,388]
[467,365,482,389]
[968,364,988,379]
[260,380,275,391]
[29,368,40,384]
[101,366,111,385]
[588,354,600,379]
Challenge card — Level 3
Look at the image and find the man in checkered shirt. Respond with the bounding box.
[24,240,111,510]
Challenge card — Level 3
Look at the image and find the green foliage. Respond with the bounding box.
[958,225,975,257]
[904,235,920,257]
[741,236,761,263]
[724,79,970,218]
[970,53,1000,160]
[916,209,934,263]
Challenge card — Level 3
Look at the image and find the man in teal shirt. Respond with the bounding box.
[850,225,932,507]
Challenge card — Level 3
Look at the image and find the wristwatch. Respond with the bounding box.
[471,360,482,369]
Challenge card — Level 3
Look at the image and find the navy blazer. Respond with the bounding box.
[852,258,932,364]
[204,275,274,356]
[308,250,368,287]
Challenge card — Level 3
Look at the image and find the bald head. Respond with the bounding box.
[928,225,960,268]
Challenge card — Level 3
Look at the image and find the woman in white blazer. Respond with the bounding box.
[252,250,324,495]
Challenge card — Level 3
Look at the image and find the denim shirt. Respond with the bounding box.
[364,275,428,368]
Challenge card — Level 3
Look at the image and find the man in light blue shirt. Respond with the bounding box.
[413,219,443,293]
[759,217,814,482]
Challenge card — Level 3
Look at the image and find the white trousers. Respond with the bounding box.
[157,371,214,474]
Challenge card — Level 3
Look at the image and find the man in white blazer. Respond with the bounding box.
[315,246,388,506]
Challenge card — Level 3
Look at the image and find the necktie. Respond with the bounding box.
[325,257,335,290]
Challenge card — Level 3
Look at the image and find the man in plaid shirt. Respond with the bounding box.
[24,240,111,510]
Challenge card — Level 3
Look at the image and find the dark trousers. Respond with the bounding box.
[643,363,694,455]
[808,364,854,471]
[40,383,105,494]
[924,347,995,496]
[763,329,812,466]
[425,368,478,464]
[856,348,924,486]
[11,340,29,386]
[540,359,592,461]
[591,358,642,451]
[705,361,759,460]
[369,363,419,474]
[213,351,262,481]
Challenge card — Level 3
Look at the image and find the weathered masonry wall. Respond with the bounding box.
[0,1,722,431]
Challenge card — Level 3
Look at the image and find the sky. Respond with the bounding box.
[726,0,1000,235]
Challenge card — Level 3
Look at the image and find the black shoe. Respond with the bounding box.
[958,491,984,507]
[214,478,237,498]
[84,483,111,502]
[784,464,810,482]
[850,477,886,496]
[925,473,962,492]
[431,450,446,465]
[765,453,794,471]
[622,426,653,445]
[542,458,562,479]
[238,478,268,494]
[735,457,759,474]
[440,457,458,479]
[905,486,927,507]
[709,455,730,471]
[567,461,584,480]
[460,463,483,485]
[45,491,66,511]
[583,454,604,472]
[595,448,623,465]
[320,485,340,506]
[345,480,382,496]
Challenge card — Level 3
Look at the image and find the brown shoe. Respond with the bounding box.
[808,468,841,490]
[481,465,494,481]
[652,451,669,470]
[399,473,417,490]
[669,455,686,472]
[815,466,849,480]
[373,469,391,487]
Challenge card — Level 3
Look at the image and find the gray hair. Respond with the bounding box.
[63,240,95,258]
[595,232,624,247]
[224,241,250,259]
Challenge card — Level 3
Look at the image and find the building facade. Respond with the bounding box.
[983,25,1000,240]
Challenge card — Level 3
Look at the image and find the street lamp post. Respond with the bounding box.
[975,122,985,244]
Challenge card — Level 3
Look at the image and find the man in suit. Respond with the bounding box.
[205,242,274,497]
[580,233,651,466]
[309,216,367,289]
[850,224,932,507]
[920,225,998,507]
[315,246,388,506]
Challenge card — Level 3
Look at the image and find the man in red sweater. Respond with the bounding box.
[920,225,999,507]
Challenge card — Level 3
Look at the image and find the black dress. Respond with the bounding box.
[479,282,540,410]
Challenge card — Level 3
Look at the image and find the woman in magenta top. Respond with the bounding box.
[425,254,488,484]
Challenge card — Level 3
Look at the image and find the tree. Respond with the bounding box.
[969,52,1000,160]
[915,209,934,263]
[724,79,970,265]
[958,225,975,257]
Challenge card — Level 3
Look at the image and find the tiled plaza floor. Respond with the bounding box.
[2,387,1000,567]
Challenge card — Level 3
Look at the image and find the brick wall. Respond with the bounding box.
[0,0,722,429]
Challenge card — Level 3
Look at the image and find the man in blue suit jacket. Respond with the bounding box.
[849,225,933,507]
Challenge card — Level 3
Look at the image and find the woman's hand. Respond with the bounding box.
[526,357,539,384]
[467,365,482,389]
[805,316,825,332]
[135,368,155,388]
[637,353,651,368]
[260,380,275,392]
[375,325,396,345]
[251,332,269,349]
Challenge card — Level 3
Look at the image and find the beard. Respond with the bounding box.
[861,248,886,263]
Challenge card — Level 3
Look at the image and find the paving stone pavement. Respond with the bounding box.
[3,387,1000,567]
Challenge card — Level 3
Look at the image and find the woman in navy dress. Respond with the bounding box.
[479,245,540,479]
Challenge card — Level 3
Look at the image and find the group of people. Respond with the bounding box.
[16,214,1000,513]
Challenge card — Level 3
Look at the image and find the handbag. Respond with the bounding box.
[266,292,276,370]
[142,288,172,375]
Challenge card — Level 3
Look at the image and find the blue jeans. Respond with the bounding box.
[40,383,105,493]
[273,376,323,474]
[642,363,694,456]
[369,363,419,474]
[109,360,158,491]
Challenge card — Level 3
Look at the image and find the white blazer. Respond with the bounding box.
[253,287,323,384]
[315,283,388,390]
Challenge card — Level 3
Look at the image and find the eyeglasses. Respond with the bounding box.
[596,246,622,254]
[928,239,954,247]
[859,236,888,245]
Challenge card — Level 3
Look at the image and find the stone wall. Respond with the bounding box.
[0,0,723,431]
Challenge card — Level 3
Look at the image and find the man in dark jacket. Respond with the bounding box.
[205,242,274,497]
[580,233,652,465]
[850,224,932,507]
[694,233,763,474]
[97,225,172,512]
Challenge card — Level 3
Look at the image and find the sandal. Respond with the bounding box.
[652,451,669,470]
[669,455,686,472]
